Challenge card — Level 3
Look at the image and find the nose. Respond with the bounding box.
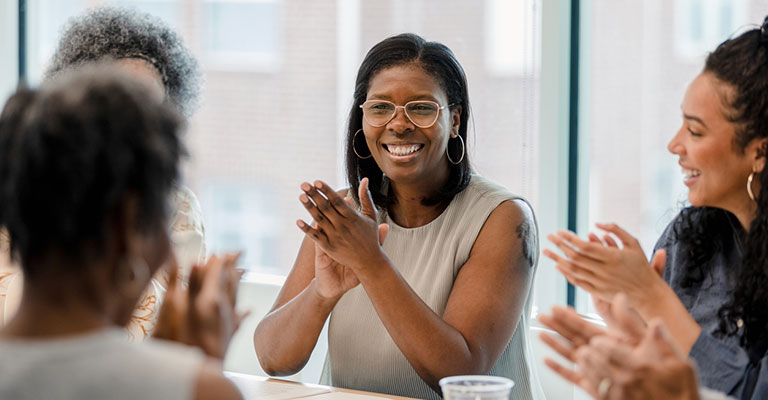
[386,107,415,134]
[668,126,686,156]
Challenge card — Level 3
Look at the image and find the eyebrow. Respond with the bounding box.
[683,113,708,129]
[367,94,439,102]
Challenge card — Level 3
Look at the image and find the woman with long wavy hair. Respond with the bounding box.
[543,17,768,398]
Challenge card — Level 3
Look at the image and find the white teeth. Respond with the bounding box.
[681,167,700,178]
[386,144,421,156]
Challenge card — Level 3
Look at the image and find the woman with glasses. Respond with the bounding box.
[0,6,206,339]
[254,33,543,400]
[543,17,768,398]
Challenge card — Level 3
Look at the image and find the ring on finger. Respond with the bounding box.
[597,377,612,398]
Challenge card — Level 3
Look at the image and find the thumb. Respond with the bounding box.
[651,249,667,277]
[378,223,389,245]
[647,319,680,357]
[358,177,377,220]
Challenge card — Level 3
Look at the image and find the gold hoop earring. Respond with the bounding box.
[446,135,465,165]
[748,172,757,201]
[353,129,372,159]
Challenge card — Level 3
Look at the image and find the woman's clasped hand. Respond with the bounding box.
[543,224,669,309]
[296,178,389,299]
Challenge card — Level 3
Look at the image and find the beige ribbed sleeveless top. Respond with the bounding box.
[320,175,545,400]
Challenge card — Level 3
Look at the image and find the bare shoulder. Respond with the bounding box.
[194,361,243,400]
[484,199,535,238]
[489,198,534,224]
[474,198,537,267]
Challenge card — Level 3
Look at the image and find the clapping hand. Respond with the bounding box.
[154,253,248,359]
[543,223,667,306]
[538,294,648,398]
[296,178,389,299]
[575,319,699,400]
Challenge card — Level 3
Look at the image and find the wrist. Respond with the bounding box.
[635,277,674,319]
[309,278,343,307]
[351,250,391,281]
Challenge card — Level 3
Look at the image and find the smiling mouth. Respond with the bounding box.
[681,167,701,179]
[383,143,424,156]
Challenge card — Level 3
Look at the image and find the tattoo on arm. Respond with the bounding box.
[516,220,535,267]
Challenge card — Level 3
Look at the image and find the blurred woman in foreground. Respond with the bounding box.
[0,66,242,400]
[0,6,207,338]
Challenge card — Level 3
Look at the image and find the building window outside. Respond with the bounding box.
[200,183,280,273]
[202,0,280,71]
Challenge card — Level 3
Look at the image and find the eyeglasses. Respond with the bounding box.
[359,100,448,128]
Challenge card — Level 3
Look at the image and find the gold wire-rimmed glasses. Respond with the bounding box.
[359,100,448,128]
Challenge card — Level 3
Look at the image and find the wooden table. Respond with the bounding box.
[224,372,419,400]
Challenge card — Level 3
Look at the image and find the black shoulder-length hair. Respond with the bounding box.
[345,33,471,208]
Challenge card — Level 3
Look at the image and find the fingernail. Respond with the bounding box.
[300,194,309,203]
[301,183,311,191]
[315,181,323,189]
[297,220,305,228]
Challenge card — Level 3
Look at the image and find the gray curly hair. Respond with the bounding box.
[45,6,201,117]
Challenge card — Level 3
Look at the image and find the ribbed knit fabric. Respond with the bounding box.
[320,175,545,400]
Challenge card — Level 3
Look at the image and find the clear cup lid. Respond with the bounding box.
[439,375,515,393]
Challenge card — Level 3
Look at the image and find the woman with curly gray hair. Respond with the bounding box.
[46,6,202,117]
[0,6,208,341]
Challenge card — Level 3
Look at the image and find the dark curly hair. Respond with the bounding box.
[345,33,471,208]
[672,18,768,348]
[45,6,201,117]
[0,65,184,280]
[666,206,735,291]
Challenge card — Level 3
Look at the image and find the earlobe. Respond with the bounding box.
[451,106,462,131]
[753,138,768,173]
[755,157,766,174]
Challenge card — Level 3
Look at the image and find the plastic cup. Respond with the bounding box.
[438,375,514,400]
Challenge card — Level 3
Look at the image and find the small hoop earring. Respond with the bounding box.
[352,129,372,159]
[446,135,465,165]
[748,172,757,201]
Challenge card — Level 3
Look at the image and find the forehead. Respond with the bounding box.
[113,58,166,101]
[683,72,732,123]
[367,64,447,100]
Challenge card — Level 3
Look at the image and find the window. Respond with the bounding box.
[674,0,747,60]
[485,0,537,76]
[202,0,280,71]
[0,1,17,101]
[200,183,280,273]
[25,0,84,83]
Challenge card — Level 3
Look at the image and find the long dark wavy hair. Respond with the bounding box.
[677,18,768,348]
[345,33,471,208]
